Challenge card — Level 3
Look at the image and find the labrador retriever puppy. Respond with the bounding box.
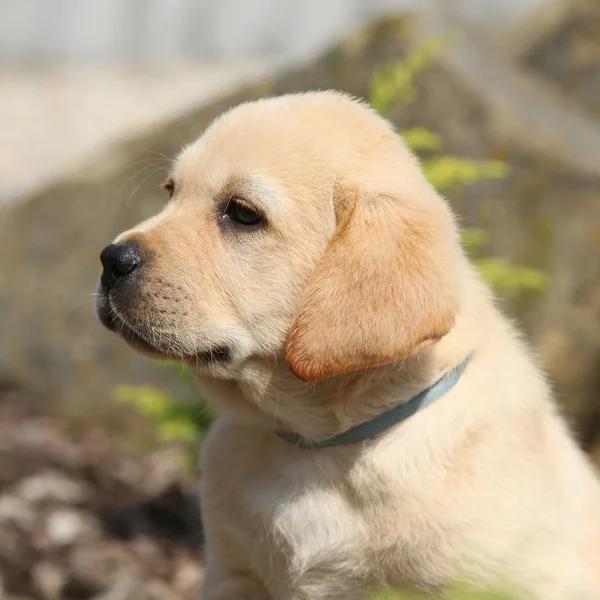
[96,91,600,599]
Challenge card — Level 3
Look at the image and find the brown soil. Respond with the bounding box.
[0,389,204,600]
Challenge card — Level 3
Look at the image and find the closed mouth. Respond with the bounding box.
[115,317,163,355]
[97,294,230,364]
[106,307,171,357]
[96,291,175,357]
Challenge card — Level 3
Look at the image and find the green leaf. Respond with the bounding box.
[369,34,456,117]
[372,582,517,599]
[423,157,509,194]
[461,228,490,255]
[402,126,442,153]
[112,384,173,419]
[474,257,548,298]
[112,381,216,440]
[159,419,200,443]
[162,360,195,387]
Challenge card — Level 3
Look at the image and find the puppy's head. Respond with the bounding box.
[96,92,461,382]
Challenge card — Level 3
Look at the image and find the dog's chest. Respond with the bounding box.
[241,451,445,599]
[244,461,375,597]
[202,418,454,598]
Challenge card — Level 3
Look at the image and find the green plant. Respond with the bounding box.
[368,39,547,299]
[113,361,215,468]
[373,582,516,600]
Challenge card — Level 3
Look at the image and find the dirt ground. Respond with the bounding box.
[0,388,205,600]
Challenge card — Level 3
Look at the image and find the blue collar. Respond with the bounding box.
[276,354,472,449]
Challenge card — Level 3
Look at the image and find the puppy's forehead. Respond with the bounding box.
[173,93,396,187]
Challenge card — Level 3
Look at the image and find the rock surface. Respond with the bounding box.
[0,3,599,448]
[522,0,600,118]
[0,62,276,206]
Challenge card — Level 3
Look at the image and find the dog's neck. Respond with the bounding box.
[197,330,476,443]
[197,266,486,443]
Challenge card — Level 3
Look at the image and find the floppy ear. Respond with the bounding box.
[285,183,459,382]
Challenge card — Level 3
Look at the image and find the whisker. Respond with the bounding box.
[120,162,168,197]
[125,169,166,208]
[114,157,171,179]
[129,147,174,163]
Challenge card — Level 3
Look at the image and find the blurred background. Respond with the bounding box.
[0,0,598,598]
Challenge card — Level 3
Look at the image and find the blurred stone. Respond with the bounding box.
[45,510,88,546]
[90,574,140,600]
[173,561,203,596]
[0,6,599,452]
[32,562,65,600]
[145,579,179,600]
[8,421,83,469]
[144,448,187,497]
[112,457,144,488]
[521,0,600,118]
[17,471,88,504]
[69,545,133,592]
[130,538,161,562]
[449,0,600,115]
[0,496,35,529]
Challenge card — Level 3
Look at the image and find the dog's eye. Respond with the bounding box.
[224,198,263,226]
[161,179,175,198]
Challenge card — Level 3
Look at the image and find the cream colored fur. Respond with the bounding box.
[107,92,600,599]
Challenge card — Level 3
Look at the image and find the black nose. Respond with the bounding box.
[100,243,140,289]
